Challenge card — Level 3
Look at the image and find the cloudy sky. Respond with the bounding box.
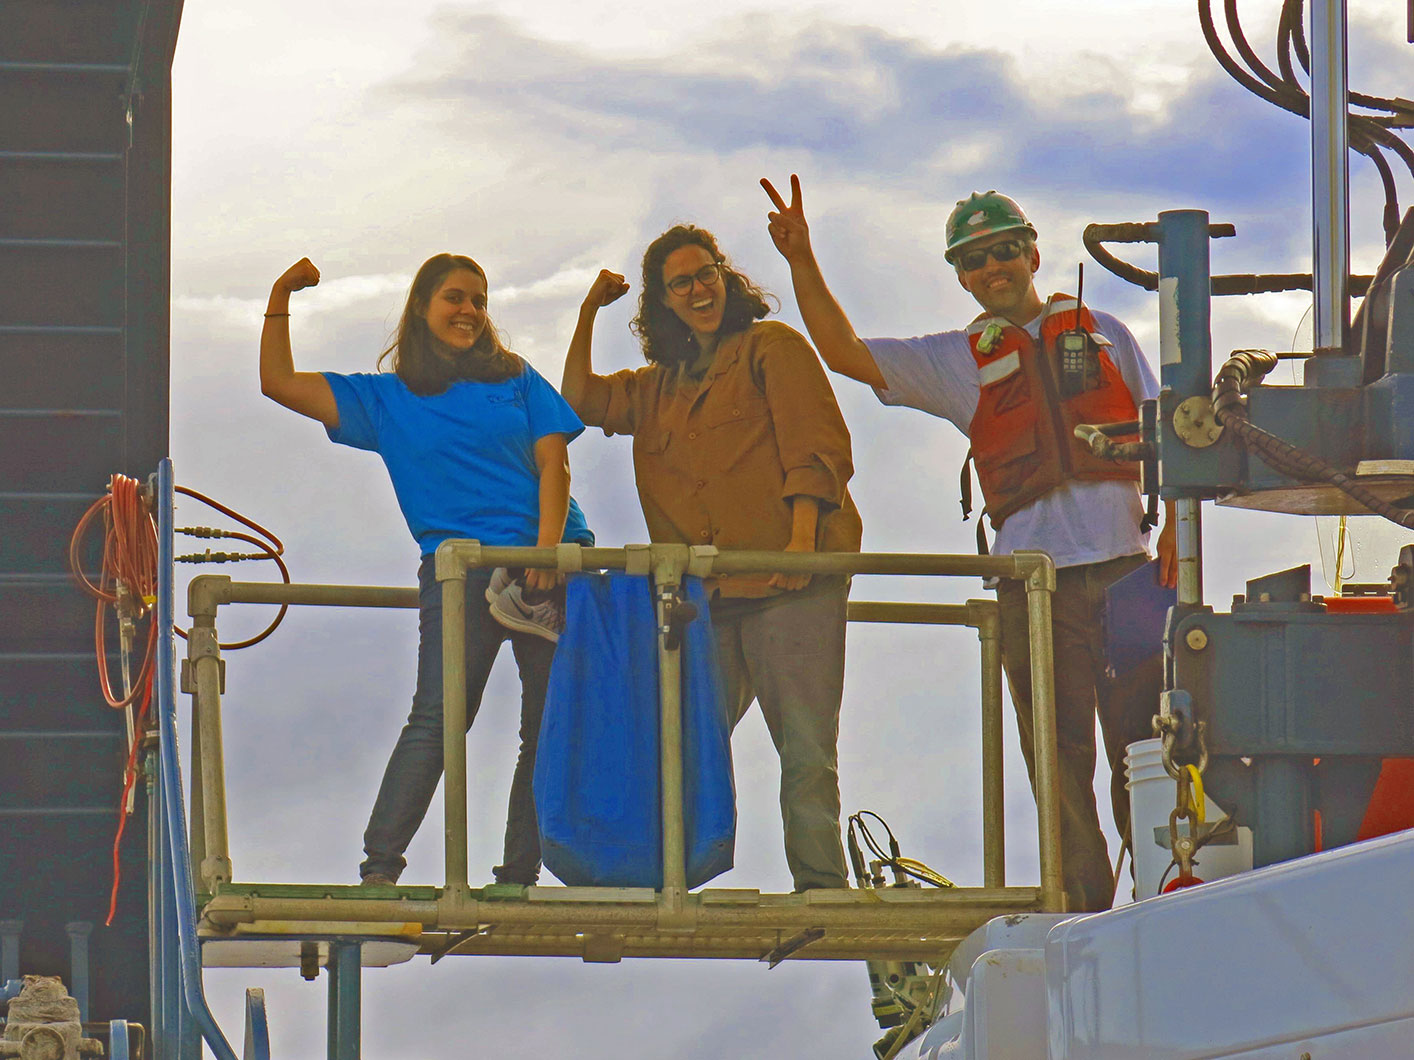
[165,1,1409,1056]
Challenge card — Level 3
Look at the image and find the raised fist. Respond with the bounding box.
[584,269,630,309]
[276,258,321,293]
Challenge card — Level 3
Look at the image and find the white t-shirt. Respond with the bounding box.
[865,309,1160,570]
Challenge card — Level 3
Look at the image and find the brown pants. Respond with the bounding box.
[996,552,1163,912]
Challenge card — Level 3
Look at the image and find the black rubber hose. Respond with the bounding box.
[1288,0,1414,120]
[1206,0,1405,241]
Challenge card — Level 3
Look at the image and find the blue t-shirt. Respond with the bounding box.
[323,365,594,556]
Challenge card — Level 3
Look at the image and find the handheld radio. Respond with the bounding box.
[1057,262,1097,397]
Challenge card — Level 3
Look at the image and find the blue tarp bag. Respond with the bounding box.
[533,572,735,888]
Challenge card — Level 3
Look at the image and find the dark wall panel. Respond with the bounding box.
[0,331,124,410]
[0,656,112,730]
[0,578,98,653]
[0,415,124,491]
[0,2,139,64]
[0,157,124,241]
[0,495,104,575]
[0,72,129,154]
[0,245,124,326]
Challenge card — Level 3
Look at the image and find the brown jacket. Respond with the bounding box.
[582,320,862,598]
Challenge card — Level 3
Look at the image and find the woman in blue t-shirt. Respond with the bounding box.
[259,253,594,886]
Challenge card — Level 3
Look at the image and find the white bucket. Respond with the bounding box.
[1125,739,1254,899]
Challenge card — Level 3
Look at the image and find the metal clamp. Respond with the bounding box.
[657,586,698,651]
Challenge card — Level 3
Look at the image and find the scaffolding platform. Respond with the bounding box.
[196,881,1044,965]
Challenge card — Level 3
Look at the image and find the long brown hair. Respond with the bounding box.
[629,225,773,367]
[378,253,522,394]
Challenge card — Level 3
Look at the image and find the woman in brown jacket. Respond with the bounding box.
[561,224,862,891]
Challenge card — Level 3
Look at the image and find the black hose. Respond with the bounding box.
[1202,0,1409,245]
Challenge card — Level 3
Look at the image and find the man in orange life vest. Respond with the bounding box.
[761,175,1177,912]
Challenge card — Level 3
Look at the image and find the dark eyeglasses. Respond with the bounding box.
[957,239,1026,272]
[666,262,724,296]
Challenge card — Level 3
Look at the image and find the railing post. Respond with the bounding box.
[436,540,477,895]
[326,942,361,1060]
[1014,551,1066,912]
[651,546,690,915]
[186,576,232,892]
[968,599,1006,889]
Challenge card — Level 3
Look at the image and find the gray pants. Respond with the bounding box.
[712,579,851,891]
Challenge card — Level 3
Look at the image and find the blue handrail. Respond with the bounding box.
[154,459,241,1060]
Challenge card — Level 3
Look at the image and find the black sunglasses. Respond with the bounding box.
[957,239,1026,272]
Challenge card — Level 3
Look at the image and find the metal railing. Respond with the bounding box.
[184,538,1065,956]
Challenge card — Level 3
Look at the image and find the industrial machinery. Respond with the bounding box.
[903,1,1414,1056]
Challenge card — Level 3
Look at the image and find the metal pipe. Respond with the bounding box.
[209,552,1045,602]
[1176,498,1204,606]
[1156,210,1215,399]
[187,622,232,890]
[1016,553,1065,912]
[145,749,171,1060]
[438,560,470,894]
[202,884,1041,935]
[421,934,981,962]
[188,703,206,892]
[653,552,689,908]
[65,922,92,1021]
[326,942,361,1060]
[846,601,974,625]
[214,583,418,609]
[971,602,1006,889]
[1310,0,1351,352]
[707,550,1043,581]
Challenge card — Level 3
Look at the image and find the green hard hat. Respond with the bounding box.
[944,191,1038,263]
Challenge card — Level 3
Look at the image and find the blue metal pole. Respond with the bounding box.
[155,460,241,1060]
[1156,210,1214,607]
[1156,209,1214,400]
[110,1020,132,1060]
[244,989,272,1060]
[326,942,362,1060]
[151,744,181,1060]
[65,921,92,1022]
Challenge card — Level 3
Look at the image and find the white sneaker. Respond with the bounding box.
[484,567,515,604]
[489,582,564,643]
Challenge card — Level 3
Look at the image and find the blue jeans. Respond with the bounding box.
[360,559,554,884]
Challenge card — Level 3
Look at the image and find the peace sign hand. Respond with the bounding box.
[583,269,630,310]
[760,174,812,264]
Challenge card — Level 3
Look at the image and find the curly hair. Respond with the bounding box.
[629,225,774,367]
[377,253,522,395]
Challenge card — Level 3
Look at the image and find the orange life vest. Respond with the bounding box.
[967,294,1140,528]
